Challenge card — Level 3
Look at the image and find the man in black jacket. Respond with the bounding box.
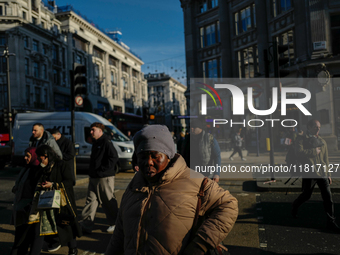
[49,128,76,185]
[79,122,119,234]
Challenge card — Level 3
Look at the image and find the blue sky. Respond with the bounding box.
[56,0,187,84]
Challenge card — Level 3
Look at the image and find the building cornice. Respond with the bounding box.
[55,11,144,65]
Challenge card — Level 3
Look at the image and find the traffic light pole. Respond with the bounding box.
[70,70,76,144]
[264,49,275,175]
[3,45,15,151]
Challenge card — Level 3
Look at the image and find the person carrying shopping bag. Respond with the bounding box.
[10,147,44,255]
[34,145,82,255]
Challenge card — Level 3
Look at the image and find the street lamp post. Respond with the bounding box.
[2,45,15,149]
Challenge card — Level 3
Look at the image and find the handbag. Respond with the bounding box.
[192,177,230,255]
[56,182,76,226]
[37,189,61,209]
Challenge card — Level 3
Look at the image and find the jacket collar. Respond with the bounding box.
[129,154,188,192]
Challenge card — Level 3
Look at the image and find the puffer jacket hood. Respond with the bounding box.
[106,154,238,255]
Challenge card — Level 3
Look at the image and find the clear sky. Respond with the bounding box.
[56,0,187,85]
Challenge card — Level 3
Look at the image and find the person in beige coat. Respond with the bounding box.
[105,125,238,255]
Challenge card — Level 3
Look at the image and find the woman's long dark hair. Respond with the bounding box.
[36,144,61,164]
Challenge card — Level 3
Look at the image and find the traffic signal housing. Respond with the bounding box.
[2,108,11,127]
[73,63,87,96]
[273,41,292,78]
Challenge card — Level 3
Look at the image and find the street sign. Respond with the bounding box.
[75,96,83,107]
[250,84,263,98]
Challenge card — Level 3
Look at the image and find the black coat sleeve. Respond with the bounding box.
[60,138,75,162]
[99,140,119,173]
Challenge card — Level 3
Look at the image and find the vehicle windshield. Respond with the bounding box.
[104,125,130,142]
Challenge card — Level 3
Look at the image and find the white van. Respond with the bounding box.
[13,112,134,172]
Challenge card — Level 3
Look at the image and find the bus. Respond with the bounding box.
[104,111,144,136]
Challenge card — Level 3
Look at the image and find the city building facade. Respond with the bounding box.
[0,0,147,118]
[145,73,187,133]
[181,0,340,150]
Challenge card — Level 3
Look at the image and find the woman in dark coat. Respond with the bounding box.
[11,147,44,255]
[36,144,82,255]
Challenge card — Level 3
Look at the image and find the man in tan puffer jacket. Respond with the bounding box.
[105,125,238,255]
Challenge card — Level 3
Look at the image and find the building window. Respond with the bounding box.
[52,44,58,61]
[202,58,221,78]
[23,11,27,20]
[200,21,220,48]
[54,93,70,111]
[26,85,30,105]
[42,44,47,54]
[94,64,99,79]
[109,56,117,67]
[93,47,103,60]
[275,30,294,67]
[237,45,259,79]
[33,62,39,78]
[198,0,218,13]
[62,72,66,87]
[331,15,340,56]
[210,0,218,9]
[53,69,59,85]
[0,35,6,45]
[198,0,207,13]
[75,54,83,64]
[33,40,39,51]
[206,24,216,46]
[35,87,41,106]
[32,17,37,25]
[62,48,66,68]
[111,88,117,99]
[73,36,87,52]
[122,63,129,73]
[142,85,145,97]
[272,0,292,17]
[208,59,218,78]
[44,89,48,108]
[0,5,5,16]
[24,36,29,48]
[234,5,256,35]
[111,71,117,85]
[101,85,105,97]
[0,57,6,73]
[25,58,29,75]
[133,81,137,93]
[123,77,128,90]
[42,64,47,79]
[53,24,59,34]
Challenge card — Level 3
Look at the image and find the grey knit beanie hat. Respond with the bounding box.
[133,125,176,159]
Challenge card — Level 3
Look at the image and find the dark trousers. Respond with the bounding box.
[293,178,335,221]
[10,223,44,255]
[230,146,243,158]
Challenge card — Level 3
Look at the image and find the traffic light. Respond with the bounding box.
[73,63,87,96]
[2,108,11,127]
[273,41,292,78]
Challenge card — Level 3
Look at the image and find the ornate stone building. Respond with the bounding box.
[180,0,340,150]
[145,73,187,133]
[0,0,147,117]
